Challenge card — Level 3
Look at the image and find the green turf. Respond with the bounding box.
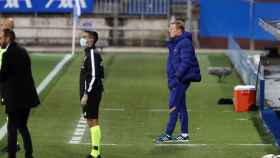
[30,53,65,86]
[1,53,279,158]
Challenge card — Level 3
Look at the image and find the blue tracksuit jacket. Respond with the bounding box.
[167,32,201,89]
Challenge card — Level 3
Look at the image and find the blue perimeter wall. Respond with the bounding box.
[200,0,280,41]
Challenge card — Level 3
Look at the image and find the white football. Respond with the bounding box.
[262,154,275,158]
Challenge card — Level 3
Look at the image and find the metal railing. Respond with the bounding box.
[259,18,280,40]
[227,36,259,85]
[94,0,170,16]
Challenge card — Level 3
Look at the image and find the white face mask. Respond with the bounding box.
[80,38,87,48]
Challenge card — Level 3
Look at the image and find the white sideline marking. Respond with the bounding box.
[77,142,133,146]
[98,106,237,113]
[72,136,82,141]
[236,118,249,121]
[228,144,272,146]
[69,140,80,144]
[146,109,235,113]
[31,53,65,57]
[97,107,236,113]
[36,54,73,94]
[101,108,125,111]
[77,124,87,128]
[155,143,208,147]
[155,143,271,147]
[67,106,258,145]
[0,54,74,141]
[68,107,125,144]
[74,131,85,136]
[76,128,86,132]
[73,142,271,147]
[148,109,168,112]
[222,110,233,113]
[69,115,88,144]
[79,120,87,124]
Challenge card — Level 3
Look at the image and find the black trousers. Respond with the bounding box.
[7,109,33,158]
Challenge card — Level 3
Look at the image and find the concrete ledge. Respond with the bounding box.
[26,46,266,54]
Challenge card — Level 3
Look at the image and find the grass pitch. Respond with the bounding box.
[0,52,278,158]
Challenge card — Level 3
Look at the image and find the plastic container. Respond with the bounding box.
[233,85,256,112]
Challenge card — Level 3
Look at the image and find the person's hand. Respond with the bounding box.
[81,94,88,106]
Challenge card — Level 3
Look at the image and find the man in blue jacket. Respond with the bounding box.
[155,20,201,143]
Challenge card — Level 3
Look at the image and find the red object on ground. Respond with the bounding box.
[234,85,256,112]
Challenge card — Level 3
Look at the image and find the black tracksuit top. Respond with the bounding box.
[79,47,104,97]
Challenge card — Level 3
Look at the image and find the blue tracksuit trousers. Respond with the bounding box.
[165,82,190,135]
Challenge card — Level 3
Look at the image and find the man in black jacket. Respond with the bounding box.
[80,30,104,158]
[0,29,40,158]
[0,17,21,153]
